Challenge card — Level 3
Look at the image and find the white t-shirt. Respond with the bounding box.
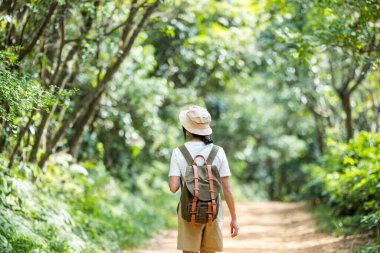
[169,142,231,178]
[169,141,231,226]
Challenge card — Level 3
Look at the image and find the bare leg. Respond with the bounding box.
[183,251,197,253]
[200,251,215,253]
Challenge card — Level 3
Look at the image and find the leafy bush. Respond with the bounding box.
[302,131,380,243]
[0,154,176,253]
[0,50,77,135]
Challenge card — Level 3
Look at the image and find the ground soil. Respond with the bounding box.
[128,201,369,253]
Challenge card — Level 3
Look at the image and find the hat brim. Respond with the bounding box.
[179,110,213,136]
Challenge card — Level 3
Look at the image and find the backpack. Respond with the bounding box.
[178,144,222,225]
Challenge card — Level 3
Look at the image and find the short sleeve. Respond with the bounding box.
[169,149,181,177]
[218,147,231,177]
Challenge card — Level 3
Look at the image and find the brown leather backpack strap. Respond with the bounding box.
[207,164,217,217]
[179,145,194,165]
[206,145,220,165]
[207,202,212,225]
[191,164,199,224]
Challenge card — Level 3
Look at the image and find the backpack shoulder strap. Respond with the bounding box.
[179,145,193,165]
[207,145,220,165]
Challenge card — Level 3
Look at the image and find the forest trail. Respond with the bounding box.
[128,202,366,253]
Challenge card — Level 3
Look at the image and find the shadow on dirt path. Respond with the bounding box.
[128,202,367,253]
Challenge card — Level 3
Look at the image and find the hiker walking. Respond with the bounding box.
[169,105,239,253]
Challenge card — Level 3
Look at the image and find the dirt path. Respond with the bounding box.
[128,202,366,253]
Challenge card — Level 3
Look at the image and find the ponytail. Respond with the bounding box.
[198,135,213,145]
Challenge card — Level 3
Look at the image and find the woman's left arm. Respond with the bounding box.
[222,176,239,238]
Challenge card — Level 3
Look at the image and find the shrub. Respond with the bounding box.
[302,131,380,234]
[0,154,176,253]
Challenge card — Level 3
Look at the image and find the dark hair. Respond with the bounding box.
[182,127,213,145]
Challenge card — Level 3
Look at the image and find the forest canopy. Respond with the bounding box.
[0,0,379,252]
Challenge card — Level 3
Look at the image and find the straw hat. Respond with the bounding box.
[179,105,213,135]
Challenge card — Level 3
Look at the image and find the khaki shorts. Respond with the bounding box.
[177,203,223,252]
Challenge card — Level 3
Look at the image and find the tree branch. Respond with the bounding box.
[38,1,161,167]
[49,17,65,86]
[19,10,31,45]
[341,65,356,93]
[348,62,372,94]
[0,0,17,15]
[102,0,160,86]
[328,57,339,92]
[119,0,140,45]
[104,0,140,36]
[18,1,58,61]
[347,31,376,95]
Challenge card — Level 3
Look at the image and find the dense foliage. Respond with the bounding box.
[303,132,380,237]
[0,154,175,252]
[0,0,379,252]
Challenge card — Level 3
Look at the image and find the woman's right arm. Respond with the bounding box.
[169,176,180,193]
[169,150,181,193]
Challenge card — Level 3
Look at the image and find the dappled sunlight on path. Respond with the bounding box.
[127,202,365,253]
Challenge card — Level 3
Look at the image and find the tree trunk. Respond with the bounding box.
[0,0,17,14]
[38,1,160,168]
[8,110,35,168]
[267,159,275,200]
[29,44,81,162]
[0,126,7,153]
[18,2,58,61]
[68,92,103,158]
[29,109,51,162]
[278,164,287,198]
[340,92,354,141]
[30,3,93,162]
[23,123,32,162]
[312,113,324,155]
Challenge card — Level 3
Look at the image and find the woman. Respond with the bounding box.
[169,105,239,253]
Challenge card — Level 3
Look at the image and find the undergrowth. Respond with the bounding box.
[302,131,380,252]
[0,153,176,253]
